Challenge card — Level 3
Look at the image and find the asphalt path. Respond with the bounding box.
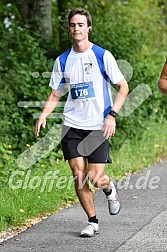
[1,159,167,252]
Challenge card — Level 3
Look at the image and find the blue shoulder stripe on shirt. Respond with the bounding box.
[59,48,71,72]
[58,48,71,89]
[92,44,111,118]
[91,44,109,82]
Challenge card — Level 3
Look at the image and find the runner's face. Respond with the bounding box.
[69,14,90,42]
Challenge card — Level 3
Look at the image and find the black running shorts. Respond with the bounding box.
[61,126,112,163]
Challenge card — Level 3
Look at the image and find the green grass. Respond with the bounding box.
[0,120,167,232]
[107,120,167,178]
[0,161,77,232]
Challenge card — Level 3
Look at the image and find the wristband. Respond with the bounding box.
[108,110,117,118]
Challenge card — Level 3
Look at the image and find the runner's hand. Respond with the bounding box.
[102,116,116,139]
[34,118,46,137]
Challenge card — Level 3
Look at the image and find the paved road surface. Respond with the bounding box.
[0,160,167,252]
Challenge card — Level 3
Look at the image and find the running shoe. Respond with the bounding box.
[106,181,121,215]
[80,222,99,237]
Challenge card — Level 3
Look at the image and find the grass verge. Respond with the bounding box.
[0,120,167,233]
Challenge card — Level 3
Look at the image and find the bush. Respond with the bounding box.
[88,0,167,149]
[0,0,167,160]
[0,15,54,155]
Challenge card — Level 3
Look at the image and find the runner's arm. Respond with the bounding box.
[102,79,129,139]
[158,59,167,95]
[34,90,61,137]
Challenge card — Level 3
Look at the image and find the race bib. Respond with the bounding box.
[70,82,95,100]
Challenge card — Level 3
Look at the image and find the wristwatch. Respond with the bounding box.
[108,110,117,118]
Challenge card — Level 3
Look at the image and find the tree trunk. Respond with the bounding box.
[57,0,70,52]
[12,0,52,40]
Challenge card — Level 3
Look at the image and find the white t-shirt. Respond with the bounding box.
[49,43,124,130]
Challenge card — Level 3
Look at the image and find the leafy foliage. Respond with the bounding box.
[0,3,54,153]
[0,0,167,163]
[88,0,167,148]
[0,0,167,233]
